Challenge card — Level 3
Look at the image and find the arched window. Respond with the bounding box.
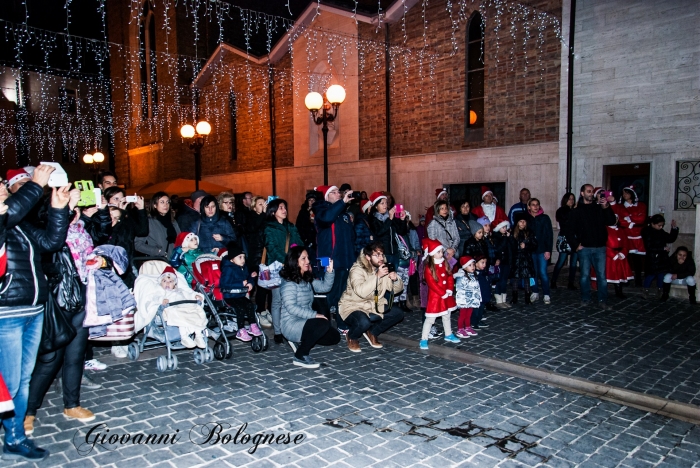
[139,1,157,120]
[465,11,484,133]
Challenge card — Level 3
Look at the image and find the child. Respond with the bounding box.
[463,219,487,259]
[641,214,679,298]
[662,246,696,304]
[471,256,490,329]
[219,242,263,341]
[158,266,208,348]
[454,256,481,338]
[512,212,537,305]
[420,238,460,349]
[170,232,206,284]
[492,220,513,308]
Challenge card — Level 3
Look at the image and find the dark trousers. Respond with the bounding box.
[295,318,341,359]
[628,253,645,286]
[471,305,484,327]
[224,297,256,328]
[27,310,88,415]
[326,268,350,329]
[255,286,271,313]
[344,306,405,341]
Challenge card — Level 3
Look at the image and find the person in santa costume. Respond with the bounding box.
[592,216,635,298]
[419,238,460,349]
[471,186,508,227]
[424,188,456,226]
[620,185,648,286]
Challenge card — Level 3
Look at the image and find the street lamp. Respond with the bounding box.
[305,84,346,185]
[180,120,212,191]
[83,151,105,177]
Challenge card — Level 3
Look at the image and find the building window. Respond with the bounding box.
[448,182,506,211]
[675,160,700,210]
[139,1,158,120]
[465,11,484,132]
[58,88,76,114]
[229,92,238,161]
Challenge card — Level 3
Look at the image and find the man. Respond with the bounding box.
[235,191,254,229]
[97,171,118,191]
[5,168,33,194]
[176,190,208,233]
[569,184,617,310]
[241,191,253,210]
[313,185,356,332]
[526,198,553,304]
[424,188,456,226]
[338,242,405,352]
[471,186,508,226]
[508,188,531,225]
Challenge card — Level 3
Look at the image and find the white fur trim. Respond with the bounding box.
[494,220,510,232]
[8,173,30,187]
[437,189,448,199]
[481,190,493,200]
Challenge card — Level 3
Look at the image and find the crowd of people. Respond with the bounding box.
[0,164,696,461]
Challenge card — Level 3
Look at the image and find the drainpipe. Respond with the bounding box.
[565,0,576,193]
[385,24,391,192]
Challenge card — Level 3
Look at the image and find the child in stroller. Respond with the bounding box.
[219,242,262,342]
[158,266,208,348]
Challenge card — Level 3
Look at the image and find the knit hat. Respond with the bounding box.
[175,232,198,249]
[368,191,387,208]
[477,216,491,227]
[473,254,486,264]
[422,238,444,260]
[435,188,448,199]
[513,211,530,224]
[468,219,483,235]
[159,266,177,283]
[493,219,511,232]
[190,190,209,202]
[226,241,245,259]
[314,185,338,202]
[459,256,475,268]
[6,168,31,188]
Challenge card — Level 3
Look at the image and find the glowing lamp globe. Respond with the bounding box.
[92,152,105,163]
[304,92,323,111]
[195,121,212,136]
[469,110,477,125]
[83,154,94,164]
[326,84,346,105]
[180,124,195,139]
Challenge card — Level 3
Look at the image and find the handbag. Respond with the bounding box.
[396,234,411,261]
[556,234,572,253]
[45,246,83,315]
[258,232,290,289]
[38,291,76,355]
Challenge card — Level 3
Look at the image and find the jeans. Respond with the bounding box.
[663,274,696,286]
[27,311,87,415]
[471,305,484,327]
[326,268,349,330]
[551,251,578,285]
[295,318,340,359]
[578,247,608,303]
[495,265,510,294]
[344,307,405,341]
[644,273,665,289]
[271,287,283,335]
[531,253,551,296]
[0,312,44,445]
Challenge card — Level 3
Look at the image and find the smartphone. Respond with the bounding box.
[318,257,331,267]
[125,195,138,203]
[267,195,279,204]
[75,180,97,207]
[386,263,396,273]
[40,161,69,187]
[395,204,404,214]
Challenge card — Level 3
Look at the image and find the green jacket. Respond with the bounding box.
[263,220,303,265]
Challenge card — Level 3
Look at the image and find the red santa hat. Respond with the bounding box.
[368,191,387,208]
[493,219,511,232]
[361,199,373,213]
[481,185,498,203]
[623,184,638,201]
[159,266,178,283]
[593,187,604,198]
[459,256,475,268]
[422,238,444,260]
[435,188,448,199]
[6,168,31,188]
[175,232,198,249]
[314,185,338,202]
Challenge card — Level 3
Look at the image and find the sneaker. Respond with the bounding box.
[249,323,263,337]
[84,359,107,371]
[530,293,539,302]
[180,334,196,348]
[2,438,49,461]
[258,311,272,329]
[455,328,470,338]
[236,328,252,342]
[427,325,442,339]
[362,331,383,349]
[63,406,96,422]
[465,326,478,336]
[193,333,207,348]
[111,346,128,358]
[472,323,489,329]
[287,340,298,353]
[481,316,488,321]
[81,374,101,390]
[419,340,429,350]
[24,416,34,435]
[293,355,320,369]
[444,334,460,344]
[347,338,361,353]
[544,295,551,305]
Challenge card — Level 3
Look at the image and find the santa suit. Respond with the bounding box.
[604,226,634,284]
[424,259,457,316]
[622,201,648,254]
[472,203,508,226]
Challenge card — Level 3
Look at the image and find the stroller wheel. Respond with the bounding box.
[193,348,205,365]
[262,333,269,351]
[251,335,265,353]
[169,355,178,370]
[213,341,231,360]
[156,355,168,372]
[127,342,140,361]
[205,346,215,362]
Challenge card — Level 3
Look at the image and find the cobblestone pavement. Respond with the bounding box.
[391,285,700,406]
[8,332,700,468]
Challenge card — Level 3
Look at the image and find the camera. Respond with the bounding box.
[385,263,396,273]
[351,191,362,199]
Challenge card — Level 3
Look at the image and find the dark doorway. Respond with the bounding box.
[603,163,651,207]
[448,182,507,211]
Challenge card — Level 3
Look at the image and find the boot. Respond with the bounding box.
[656,288,663,299]
[614,284,626,299]
[567,281,577,290]
[660,283,670,302]
[510,290,518,305]
[641,288,649,299]
[399,300,412,313]
[688,285,697,305]
[501,294,513,309]
[495,294,508,309]
[525,288,532,305]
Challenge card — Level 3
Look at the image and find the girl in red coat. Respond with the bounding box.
[620,185,648,285]
[605,220,635,298]
[420,238,460,350]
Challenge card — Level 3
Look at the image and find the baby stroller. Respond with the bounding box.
[130,260,215,372]
[186,254,269,357]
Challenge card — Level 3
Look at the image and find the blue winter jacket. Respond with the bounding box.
[354,212,374,256]
[219,258,256,299]
[196,202,237,253]
[312,200,356,269]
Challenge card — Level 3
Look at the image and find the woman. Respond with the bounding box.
[455,201,477,257]
[296,192,318,253]
[217,192,237,231]
[620,186,648,286]
[245,196,272,327]
[367,192,408,266]
[427,200,460,262]
[551,192,578,290]
[263,198,304,343]
[197,195,237,253]
[279,246,339,368]
[135,192,181,259]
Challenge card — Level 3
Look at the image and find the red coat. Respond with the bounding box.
[472,203,508,226]
[424,260,457,316]
[622,202,648,254]
[605,226,634,284]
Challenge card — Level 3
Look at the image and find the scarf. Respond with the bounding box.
[155,212,177,243]
[374,212,390,222]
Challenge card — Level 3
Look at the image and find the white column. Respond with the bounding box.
[695,203,700,301]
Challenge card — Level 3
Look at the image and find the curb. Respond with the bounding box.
[381,333,700,425]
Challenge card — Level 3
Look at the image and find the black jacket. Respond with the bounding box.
[463,236,488,260]
[81,207,112,245]
[668,248,696,279]
[0,182,70,308]
[569,202,616,250]
[106,208,149,261]
[369,214,408,256]
[527,213,554,254]
[296,206,317,250]
[492,231,515,269]
[555,206,575,242]
[642,225,679,275]
[244,211,267,269]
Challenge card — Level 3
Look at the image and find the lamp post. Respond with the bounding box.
[180,120,212,191]
[83,151,105,177]
[304,84,346,185]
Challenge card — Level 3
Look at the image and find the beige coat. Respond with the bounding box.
[338,254,404,320]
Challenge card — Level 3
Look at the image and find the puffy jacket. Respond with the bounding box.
[263,220,303,265]
[463,236,487,259]
[0,182,70,310]
[427,214,460,252]
[313,200,356,269]
[492,231,515,269]
[280,271,334,342]
[219,258,256,299]
[369,213,408,256]
[455,212,476,256]
[196,200,237,253]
